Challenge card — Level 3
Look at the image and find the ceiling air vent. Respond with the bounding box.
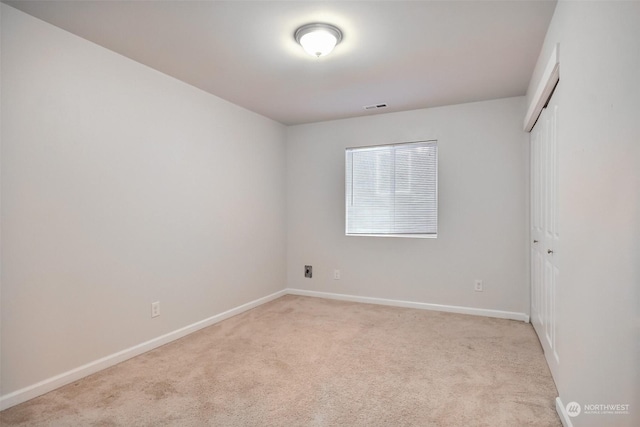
[363,103,388,111]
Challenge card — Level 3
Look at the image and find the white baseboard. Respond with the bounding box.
[1,287,529,411]
[0,289,287,411]
[556,396,573,427]
[286,288,530,322]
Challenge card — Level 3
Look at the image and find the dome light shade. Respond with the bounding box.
[295,23,343,57]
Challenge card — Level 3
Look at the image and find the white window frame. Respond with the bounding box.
[345,140,438,238]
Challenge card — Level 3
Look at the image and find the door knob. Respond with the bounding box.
[533,240,539,243]
[547,249,553,254]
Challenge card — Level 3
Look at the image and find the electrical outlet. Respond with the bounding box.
[151,301,160,318]
[304,265,312,278]
[334,269,341,280]
[474,280,483,292]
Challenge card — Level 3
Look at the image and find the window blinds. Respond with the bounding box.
[345,141,437,237]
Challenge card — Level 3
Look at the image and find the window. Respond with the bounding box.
[345,140,437,237]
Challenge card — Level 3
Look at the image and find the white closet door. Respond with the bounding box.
[530,89,560,381]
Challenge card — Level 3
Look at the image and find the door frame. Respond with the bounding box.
[524,43,559,132]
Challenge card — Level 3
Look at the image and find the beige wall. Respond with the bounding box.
[1,4,286,395]
[526,1,640,425]
[286,97,530,315]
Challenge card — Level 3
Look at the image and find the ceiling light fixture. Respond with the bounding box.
[294,23,343,58]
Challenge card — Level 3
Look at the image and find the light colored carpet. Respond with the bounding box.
[0,295,561,426]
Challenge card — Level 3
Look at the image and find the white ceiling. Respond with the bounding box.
[5,0,557,125]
